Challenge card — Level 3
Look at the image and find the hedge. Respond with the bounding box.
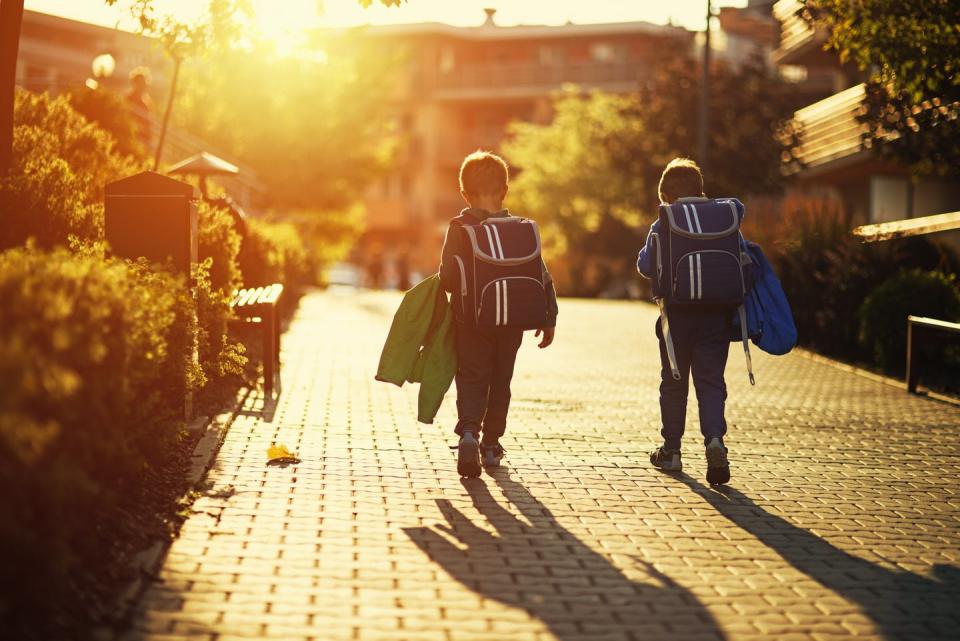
[859,269,960,372]
[197,202,246,385]
[0,89,313,636]
[0,247,195,637]
[744,194,960,380]
[0,89,140,251]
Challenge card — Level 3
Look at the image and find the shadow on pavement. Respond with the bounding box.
[404,470,728,641]
[683,477,960,640]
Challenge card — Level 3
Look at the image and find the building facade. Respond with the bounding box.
[15,10,263,209]
[773,0,960,227]
[349,10,695,280]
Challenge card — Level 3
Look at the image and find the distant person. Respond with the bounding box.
[395,250,411,291]
[367,252,384,289]
[124,66,154,151]
[636,158,750,486]
[439,151,559,477]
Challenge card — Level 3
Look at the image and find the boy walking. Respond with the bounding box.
[637,158,734,485]
[439,151,559,477]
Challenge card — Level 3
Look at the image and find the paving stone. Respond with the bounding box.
[126,293,960,641]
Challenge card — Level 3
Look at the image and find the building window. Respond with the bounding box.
[870,176,909,223]
[439,47,455,74]
[538,45,563,66]
[779,64,808,83]
[590,42,623,63]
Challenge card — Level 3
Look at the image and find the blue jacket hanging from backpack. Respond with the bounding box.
[730,241,798,356]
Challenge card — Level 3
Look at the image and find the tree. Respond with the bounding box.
[504,55,799,296]
[0,0,24,176]
[173,37,399,213]
[802,0,960,177]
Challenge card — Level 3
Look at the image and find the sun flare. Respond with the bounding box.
[250,0,324,56]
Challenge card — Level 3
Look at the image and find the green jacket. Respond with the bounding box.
[375,274,456,424]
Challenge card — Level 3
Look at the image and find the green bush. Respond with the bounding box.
[239,218,310,289]
[859,269,960,372]
[0,246,195,635]
[66,86,146,160]
[761,194,959,363]
[197,202,246,383]
[0,90,141,250]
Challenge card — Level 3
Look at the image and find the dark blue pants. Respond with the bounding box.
[656,309,730,450]
[454,324,524,440]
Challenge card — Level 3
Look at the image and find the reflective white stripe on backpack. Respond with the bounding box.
[683,204,706,300]
[484,224,507,325]
[483,225,498,258]
[502,281,508,325]
[490,224,505,260]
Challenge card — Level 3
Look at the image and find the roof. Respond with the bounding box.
[22,9,150,47]
[322,20,690,42]
[168,152,240,176]
[105,171,198,198]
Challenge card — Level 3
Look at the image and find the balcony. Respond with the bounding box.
[787,83,868,174]
[772,0,830,66]
[433,61,650,100]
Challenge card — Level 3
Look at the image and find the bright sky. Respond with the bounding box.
[25,0,748,37]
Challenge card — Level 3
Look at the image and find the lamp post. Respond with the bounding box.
[153,56,182,171]
[698,0,713,176]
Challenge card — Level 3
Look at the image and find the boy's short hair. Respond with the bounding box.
[658,157,704,203]
[459,150,509,195]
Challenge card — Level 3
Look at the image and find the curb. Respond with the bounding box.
[795,347,960,407]
[103,386,252,640]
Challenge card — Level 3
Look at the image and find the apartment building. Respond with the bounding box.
[351,9,695,277]
[17,10,168,97]
[773,0,960,226]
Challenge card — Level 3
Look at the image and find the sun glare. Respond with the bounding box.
[250,0,324,56]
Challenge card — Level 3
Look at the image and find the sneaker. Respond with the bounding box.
[457,431,481,478]
[482,442,505,468]
[650,446,682,472]
[705,438,730,485]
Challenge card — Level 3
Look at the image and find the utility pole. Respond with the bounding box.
[0,0,25,177]
[698,0,712,176]
[153,56,182,171]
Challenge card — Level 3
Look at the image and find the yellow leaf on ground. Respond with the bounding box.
[267,443,300,465]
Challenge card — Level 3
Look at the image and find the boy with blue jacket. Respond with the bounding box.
[637,158,731,485]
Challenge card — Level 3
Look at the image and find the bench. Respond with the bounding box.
[231,283,284,398]
[906,315,960,394]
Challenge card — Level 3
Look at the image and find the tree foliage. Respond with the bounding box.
[802,0,960,177]
[0,90,141,250]
[174,39,398,213]
[504,56,799,296]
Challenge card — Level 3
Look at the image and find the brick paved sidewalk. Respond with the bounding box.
[125,291,960,641]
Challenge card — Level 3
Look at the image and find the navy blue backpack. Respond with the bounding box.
[452,217,549,330]
[650,198,758,383]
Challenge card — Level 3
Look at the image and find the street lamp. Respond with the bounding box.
[698,0,714,176]
[86,52,116,90]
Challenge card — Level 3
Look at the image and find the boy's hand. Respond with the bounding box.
[535,327,555,349]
